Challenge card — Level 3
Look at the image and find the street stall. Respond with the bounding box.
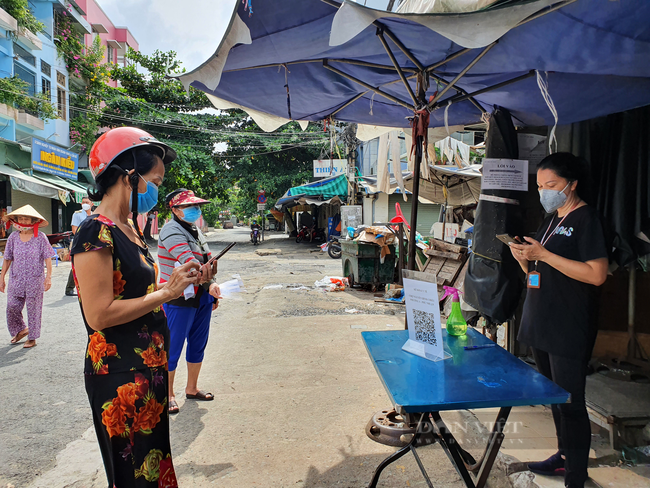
[275,174,347,238]
[178,0,650,480]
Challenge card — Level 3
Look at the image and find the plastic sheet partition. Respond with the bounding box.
[362,329,570,414]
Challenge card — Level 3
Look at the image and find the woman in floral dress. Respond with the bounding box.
[0,205,54,348]
[71,127,206,488]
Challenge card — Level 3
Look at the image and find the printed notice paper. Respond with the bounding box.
[402,275,446,361]
[481,159,529,192]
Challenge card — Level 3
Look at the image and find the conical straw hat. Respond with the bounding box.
[5,204,49,227]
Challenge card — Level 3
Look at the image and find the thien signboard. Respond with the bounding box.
[313,159,347,177]
[31,137,79,180]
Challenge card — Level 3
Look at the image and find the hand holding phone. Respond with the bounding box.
[496,234,529,246]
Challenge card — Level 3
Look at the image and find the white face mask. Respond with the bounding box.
[82,203,92,211]
[538,182,571,214]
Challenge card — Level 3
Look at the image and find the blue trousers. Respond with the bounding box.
[163,291,214,371]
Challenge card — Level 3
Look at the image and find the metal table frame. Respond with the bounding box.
[362,329,570,488]
[368,408,511,488]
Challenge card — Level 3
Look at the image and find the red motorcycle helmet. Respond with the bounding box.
[88,127,177,180]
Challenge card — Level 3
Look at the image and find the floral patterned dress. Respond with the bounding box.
[71,215,177,488]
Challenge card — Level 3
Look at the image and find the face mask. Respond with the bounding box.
[82,203,92,211]
[130,176,159,214]
[539,182,570,213]
[13,222,35,232]
[181,206,202,223]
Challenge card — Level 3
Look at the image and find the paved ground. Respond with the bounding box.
[2,226,648,488]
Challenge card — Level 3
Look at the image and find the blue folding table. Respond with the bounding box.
[362,329,570,488]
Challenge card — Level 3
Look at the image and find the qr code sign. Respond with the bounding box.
[413,309,438,346]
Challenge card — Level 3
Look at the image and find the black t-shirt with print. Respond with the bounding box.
[518,205,608,360]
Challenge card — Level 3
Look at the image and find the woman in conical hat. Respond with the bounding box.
[0,205,55,348]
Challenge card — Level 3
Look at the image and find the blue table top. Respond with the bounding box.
[362,329,570,413]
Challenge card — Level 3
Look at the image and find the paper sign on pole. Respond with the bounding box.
[257,203,266,211]
[517,134,547,172]
[401,270,448,362]
[481,159,529,191]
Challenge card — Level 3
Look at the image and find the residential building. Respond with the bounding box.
[0,0,139,238]
[357,133,442,236]
[0,0,93,235]
[74,0,139,87]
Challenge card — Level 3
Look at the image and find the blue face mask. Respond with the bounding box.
[181,206,202,223]
[130,176,159,214]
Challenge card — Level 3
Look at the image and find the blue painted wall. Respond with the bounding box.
[0,0,73,156]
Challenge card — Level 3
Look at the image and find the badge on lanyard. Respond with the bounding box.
[527,271,541,289]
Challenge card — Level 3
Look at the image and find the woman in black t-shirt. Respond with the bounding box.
[510,153,608,488]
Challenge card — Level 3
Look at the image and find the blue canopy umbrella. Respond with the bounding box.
[178,0,650,266]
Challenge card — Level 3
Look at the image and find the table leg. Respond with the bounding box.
[430,407,512,488]
[367,413,435,488]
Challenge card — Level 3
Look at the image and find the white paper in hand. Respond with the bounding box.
[219,274,244,299]
[174,261,195,300]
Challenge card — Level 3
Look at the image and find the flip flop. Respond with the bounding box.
[185,390,214,401]
[168,398,179,415]
[23,340,37,349]
[10,329,29,344]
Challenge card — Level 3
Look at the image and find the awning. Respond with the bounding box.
[275,194,343,211]
[404,164,482,206]
[0,164,68,201]
[30,171,89,203]
[287,174,348,199]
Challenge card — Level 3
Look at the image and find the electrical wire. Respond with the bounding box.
[0,86,328,139]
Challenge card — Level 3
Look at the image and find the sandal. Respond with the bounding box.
[23,340,37,349]
[168,398,179,415]
[10,329,29,344]
[185,390,214,401]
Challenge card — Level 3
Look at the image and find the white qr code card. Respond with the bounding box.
[402,274,449,362]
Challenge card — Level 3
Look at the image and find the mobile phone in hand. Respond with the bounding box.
[203,242,236,268]
[496,234,529,246]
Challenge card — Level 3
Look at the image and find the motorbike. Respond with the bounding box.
[327,235,342,259]
[296,226,326,243]
[250,227,261,245]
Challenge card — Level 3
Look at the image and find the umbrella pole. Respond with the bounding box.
[407,135,423,270]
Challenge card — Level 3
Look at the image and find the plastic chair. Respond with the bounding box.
[51,249,59,267]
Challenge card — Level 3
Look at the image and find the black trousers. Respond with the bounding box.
[532,348,591,488]
[65,269,75,293]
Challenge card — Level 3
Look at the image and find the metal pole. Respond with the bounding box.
[407,136,422,270]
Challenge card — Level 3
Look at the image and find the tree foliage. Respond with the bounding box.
[103,49,329,219]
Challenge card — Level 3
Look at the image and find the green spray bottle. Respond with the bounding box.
[441,286,467,336]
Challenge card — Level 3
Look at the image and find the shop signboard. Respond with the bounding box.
[31,137,79,181]
[313,159,347,177]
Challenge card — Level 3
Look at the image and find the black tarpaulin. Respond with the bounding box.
[463,107,525,324]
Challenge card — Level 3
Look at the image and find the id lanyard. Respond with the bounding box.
[527,203,578,289]
[536,202,580,269]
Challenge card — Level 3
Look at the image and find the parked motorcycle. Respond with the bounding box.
[296,226,326,243]
[327,235,342,259]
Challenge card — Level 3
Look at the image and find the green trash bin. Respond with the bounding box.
[341,240,396,287]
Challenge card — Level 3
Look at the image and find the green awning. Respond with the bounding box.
[288,174,348,199]
[30,171,89,203]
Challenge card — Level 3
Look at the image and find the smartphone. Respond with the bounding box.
[496,234,528,246]
[203,242,236,268]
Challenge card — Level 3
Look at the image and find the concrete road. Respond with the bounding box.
[1,228,511,488]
